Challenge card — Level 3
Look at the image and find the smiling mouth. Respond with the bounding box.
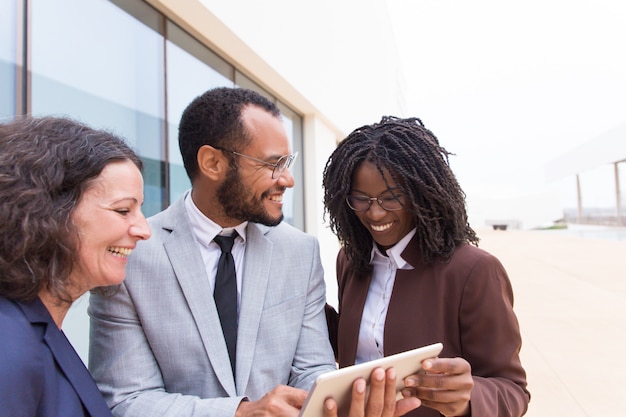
[371,222,393,232]
[268,194,283,203]
[107,246,132,258]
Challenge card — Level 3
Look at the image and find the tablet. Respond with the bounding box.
[299,342,442,417]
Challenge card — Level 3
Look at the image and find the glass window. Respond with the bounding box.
[276,102,304,230]
[0,0,18,119]
[235,71,275,102]
[166,21,233,204]
[30,0,165,216]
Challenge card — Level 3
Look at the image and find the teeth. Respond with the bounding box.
[269,195,283,202]
[371,223,393,232]
[108,247,132,257]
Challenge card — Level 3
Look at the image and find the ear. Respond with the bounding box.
[197,145,227,181]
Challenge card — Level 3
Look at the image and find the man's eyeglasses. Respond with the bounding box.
[221,149,298,179]
[346,192,405,212]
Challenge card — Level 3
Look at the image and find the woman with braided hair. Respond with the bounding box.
[323,116,529,417]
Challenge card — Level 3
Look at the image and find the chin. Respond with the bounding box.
[104,274,127,287]
[375,239,395,248]
[263,214,283,227]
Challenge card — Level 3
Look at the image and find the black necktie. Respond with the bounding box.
[213,233,238,376]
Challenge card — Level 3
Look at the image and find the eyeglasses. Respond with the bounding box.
[346,192,405,212]
[222,149,298,179]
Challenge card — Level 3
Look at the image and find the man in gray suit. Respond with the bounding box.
[88,87,337,417]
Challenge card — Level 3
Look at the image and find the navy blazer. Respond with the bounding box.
[0,297,112,417]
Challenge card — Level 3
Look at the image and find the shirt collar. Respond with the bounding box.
[184,191,248,246]
[369,228,417,270]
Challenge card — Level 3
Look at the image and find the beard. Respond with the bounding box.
[217,165,284,227]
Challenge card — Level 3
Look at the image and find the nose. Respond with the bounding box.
[365,200,387,221]
[276,166,295,188]
[131,213,152,240]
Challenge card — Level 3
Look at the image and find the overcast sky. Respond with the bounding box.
[386,0,626,210]
[202,0,626,226]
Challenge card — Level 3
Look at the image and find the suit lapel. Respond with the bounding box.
[235,223,272,394]
[161,199,237,396]
[338,269,371,366]
[21,299,112,416]
[384,268,421,355]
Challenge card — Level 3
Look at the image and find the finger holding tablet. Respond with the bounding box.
[323,367,421,417]
[303,343,442,417]
[402,357,473,417]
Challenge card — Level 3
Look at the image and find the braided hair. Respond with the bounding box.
[322,116,478,274]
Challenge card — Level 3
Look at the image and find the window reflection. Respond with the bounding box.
[0,0,17,119]
[166,22,233,204]
[30,0,165,216]
[277,103,304,229]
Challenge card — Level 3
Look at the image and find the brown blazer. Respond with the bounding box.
[328,237,530,417]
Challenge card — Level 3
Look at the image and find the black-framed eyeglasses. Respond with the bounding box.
[221,149,298,179]
[346,192,405,212]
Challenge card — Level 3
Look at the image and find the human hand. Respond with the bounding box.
[324,367,421,417]
[235,385,308,417]
[402,357,473,417]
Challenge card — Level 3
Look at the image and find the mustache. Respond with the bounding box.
[262,186,287,198]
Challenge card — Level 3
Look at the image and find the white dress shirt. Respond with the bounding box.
[355,228,416,364]
[185,193,247,315]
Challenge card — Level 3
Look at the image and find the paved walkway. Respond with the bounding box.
[476,228,626,417]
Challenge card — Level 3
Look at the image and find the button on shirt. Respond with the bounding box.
[185,193,247,314]
[355,228,416,364]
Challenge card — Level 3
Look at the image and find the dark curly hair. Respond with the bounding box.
[178,87,280,182]
[322,116,478,274]
[0,116,143,303]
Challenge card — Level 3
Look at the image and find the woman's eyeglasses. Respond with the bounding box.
[346,192,405,211]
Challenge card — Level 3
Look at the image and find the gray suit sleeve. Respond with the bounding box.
[89,283,245,417]
[286,238,337,389]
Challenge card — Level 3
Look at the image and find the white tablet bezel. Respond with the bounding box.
[299,342,443,417]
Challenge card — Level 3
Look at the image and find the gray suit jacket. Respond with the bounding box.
[88,194,336,417]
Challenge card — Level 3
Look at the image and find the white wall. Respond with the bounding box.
[303,116,342,307]
[197,0,407,134]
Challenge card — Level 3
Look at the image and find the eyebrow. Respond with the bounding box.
[111,196,140,205]
[264,153,289,162]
